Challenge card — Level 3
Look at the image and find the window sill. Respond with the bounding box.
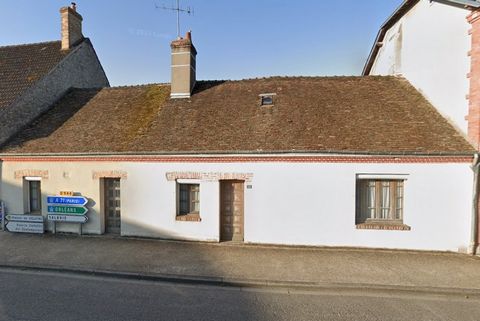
[356,223,411,231]
[176,213,202,222]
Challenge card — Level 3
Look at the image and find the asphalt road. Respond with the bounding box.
[0,269,479,321]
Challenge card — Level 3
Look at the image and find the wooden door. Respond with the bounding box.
[104,178,121,234]
[220,181,244,242]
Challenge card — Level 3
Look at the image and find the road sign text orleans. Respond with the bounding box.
[47,205,88,215]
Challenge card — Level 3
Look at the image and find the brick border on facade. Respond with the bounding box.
[356,223,412,231]
[166,172,254,182]
[0,155,474,164]
[14,169,49,180]
[92,170,128,180]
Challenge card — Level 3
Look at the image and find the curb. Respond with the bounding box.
[1,263,480,298]
[72,233,480,258]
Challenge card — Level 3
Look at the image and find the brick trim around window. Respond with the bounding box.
[356,223,411,231]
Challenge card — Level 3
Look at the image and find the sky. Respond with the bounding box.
[0,0,402,86]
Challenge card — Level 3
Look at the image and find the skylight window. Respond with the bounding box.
[259,93,276,106]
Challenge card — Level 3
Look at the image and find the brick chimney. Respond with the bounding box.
[60,2,84,50]
[170,31,197,99]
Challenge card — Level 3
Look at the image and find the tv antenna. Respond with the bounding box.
[156,0,194,38]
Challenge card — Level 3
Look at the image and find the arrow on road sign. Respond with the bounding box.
[48,205,88,216]
[47,196,88,206]
[47,215,88,224]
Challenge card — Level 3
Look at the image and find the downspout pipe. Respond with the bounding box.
[469,153,480,255]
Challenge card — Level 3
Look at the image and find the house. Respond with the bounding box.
[363,0,480,255]
[0,8,477,254]
[363,0,480,149]
[0,3,109,145]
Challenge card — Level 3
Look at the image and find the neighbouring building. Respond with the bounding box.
[0,3,109,146]
[364,0,480,253]
[363,0,480,147]
[0,5,478,254]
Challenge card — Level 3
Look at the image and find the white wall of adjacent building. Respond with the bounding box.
[370,0,471,134]
[0,159,474,252]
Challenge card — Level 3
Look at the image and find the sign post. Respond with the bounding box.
[1,202,5,232]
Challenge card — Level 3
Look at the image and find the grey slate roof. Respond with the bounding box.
[0,41,70,109]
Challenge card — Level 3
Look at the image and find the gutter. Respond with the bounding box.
[0,150,475,158]
[470,153,480,255]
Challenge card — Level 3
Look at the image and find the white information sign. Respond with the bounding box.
[6,215,44,223]
[6,221,44,234]
[47,215,88,224]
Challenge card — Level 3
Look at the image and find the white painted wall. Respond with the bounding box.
[370,0,471,134]
[0,159,474,252]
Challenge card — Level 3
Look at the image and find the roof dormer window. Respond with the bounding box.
[259,93,276,106]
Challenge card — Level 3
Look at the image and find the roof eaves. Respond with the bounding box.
[0,150,475,158]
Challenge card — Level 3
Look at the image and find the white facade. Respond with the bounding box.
[0,157,474,252]
[369,0,471,134]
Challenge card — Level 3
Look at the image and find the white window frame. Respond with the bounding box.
[356,175,407,225]
[176,180,201,217]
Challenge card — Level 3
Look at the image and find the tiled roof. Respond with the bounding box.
[0,41,70,109]
[0,76,475,155]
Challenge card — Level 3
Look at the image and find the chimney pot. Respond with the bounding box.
[70,2,77,11]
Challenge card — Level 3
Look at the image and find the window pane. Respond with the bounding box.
[178,184,200,215]
[396,182,404,220]
[29,181,41,213]
[357,179,405,224]
[192,201,200,213]
[179,184,189,215]
[190,184,200,213]
[381,182,390,219]
[367,181,376,219]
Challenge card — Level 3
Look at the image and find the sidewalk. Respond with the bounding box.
[1,232,480,293]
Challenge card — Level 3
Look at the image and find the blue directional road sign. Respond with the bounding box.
[47,196,88,206]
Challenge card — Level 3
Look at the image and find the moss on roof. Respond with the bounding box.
[0,76,475,155]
